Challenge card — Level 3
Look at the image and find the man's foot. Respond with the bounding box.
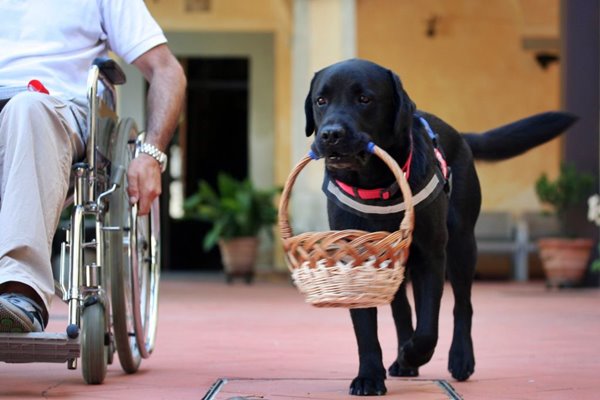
[0,293,45,333]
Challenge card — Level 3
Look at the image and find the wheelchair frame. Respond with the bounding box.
[0,58,161,384]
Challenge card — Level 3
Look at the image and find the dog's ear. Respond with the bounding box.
[304,73,318,136]
[388,70,416,137]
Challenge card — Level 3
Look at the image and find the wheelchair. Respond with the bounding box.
[0,58,161,384]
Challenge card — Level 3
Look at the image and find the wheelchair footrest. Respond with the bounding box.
[0,332,80,363]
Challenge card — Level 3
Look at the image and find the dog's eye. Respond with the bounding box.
[316,97,327,106]
[359,95,371,104]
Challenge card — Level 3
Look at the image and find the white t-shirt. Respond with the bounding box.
[0,0,167,102]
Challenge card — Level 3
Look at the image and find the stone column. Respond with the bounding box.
[290,0,356,233]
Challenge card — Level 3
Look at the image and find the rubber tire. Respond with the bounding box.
[81,302,108,384]
[109,118,142,373]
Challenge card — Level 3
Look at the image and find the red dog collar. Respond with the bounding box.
[335,134,413,201]
[335,179,397,200]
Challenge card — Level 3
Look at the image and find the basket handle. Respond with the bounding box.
[278,142,414,240]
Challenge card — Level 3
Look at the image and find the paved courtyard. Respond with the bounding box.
[0,273,599,399]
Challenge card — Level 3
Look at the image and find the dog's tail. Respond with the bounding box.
[463,111,577,161]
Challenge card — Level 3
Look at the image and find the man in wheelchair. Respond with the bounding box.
[0,1,186,333]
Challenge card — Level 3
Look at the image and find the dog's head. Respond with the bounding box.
[305,59,415,171]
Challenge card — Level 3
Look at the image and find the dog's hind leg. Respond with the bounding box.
[388,282,419,377]
[444,145,480,381]
[349,308,387,396]
[446,193,479,381]
[446,230,477,381]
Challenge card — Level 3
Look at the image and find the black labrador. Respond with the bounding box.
[304,58,576,396]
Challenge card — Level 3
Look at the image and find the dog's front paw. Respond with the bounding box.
[399,337,436,368]
[388,359,419,377]
[349,376,387,396]
[448,337,475,381]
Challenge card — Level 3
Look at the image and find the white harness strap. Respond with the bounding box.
[325,173,442,215]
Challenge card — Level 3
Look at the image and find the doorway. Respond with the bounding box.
[165,57,249,271]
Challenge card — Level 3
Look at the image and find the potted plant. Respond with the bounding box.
[183,172,280,283]
[535,164,595,288]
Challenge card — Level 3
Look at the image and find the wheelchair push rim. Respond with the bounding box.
[108,121,161,373]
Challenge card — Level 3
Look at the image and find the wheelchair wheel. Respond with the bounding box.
[108,120,160,373]
[129,197,161,358]
[81,301,108,384]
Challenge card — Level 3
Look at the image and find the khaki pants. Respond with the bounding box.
[0,92,85,311]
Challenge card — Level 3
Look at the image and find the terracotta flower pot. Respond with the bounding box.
[218,237,259,283]
[537,238,593,288]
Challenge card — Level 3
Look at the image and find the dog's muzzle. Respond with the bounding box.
[314,124,371,170]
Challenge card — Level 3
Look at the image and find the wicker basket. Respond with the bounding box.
[278,143,414,308]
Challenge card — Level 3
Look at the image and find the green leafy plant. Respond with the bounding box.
[535,164,595,235]
[591,244,600,272]
[183,173,281,251]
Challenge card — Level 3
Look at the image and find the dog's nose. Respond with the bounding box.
[320,125,346,145]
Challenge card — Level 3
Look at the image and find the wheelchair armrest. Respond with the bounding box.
[93,57,126,86]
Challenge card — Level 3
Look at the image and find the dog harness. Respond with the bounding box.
[322,116,451,219]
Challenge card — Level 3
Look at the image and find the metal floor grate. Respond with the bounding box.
[202,377,463,400]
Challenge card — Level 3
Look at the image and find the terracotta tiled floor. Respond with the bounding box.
[1,273,599,399]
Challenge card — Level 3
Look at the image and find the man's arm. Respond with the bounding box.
[128,44,186,215]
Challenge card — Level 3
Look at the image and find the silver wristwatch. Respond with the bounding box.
[139,142,168,173]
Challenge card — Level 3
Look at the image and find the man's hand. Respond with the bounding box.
[127,154,162,215]
[127,43,185,215]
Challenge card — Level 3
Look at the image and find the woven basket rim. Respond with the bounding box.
[278,143,414,246]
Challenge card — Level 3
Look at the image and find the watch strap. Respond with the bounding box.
[139,142,167,173]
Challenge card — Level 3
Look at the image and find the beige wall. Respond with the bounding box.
[144,0,566,273]
[357,0,562,214]
[147,0,293,187]
[147,0,288,32]
[146,0,563,215]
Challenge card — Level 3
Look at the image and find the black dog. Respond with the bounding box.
[304,59,576,396]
